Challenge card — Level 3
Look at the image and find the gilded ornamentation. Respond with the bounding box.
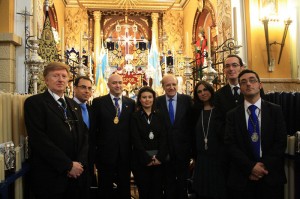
[65,7,88,51]
[163,10,184,55]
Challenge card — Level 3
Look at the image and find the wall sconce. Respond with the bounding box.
[262,18,292,67]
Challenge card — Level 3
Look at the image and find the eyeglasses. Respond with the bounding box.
[224,63,240,68]
[240,78,259,86]
[77,85,93,92]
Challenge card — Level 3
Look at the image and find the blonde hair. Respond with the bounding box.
[43,62,70,78]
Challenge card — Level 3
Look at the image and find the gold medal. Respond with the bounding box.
[114,117,119,124]
[251,132,259,142]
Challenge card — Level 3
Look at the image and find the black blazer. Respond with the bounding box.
[131,110,168,166]
[215,84,265,117]
[24,90,89,195]
[225,100,287,190]
[92,94,135,167]
[214,84,243,117]
[156,93,193,161]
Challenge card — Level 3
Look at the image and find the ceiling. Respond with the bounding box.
[64,0,189,12]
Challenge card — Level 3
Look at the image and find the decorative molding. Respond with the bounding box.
[0,33,22,46]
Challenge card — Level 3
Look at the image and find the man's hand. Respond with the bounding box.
[67,162,84,178]
[249,162,268,180]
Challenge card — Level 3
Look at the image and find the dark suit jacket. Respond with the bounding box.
[215,84,265,117]
[225,100,287,191]
[24,90,89,196]
[92,94,135,168]
[156,93,193,161]
[214,84,243,117]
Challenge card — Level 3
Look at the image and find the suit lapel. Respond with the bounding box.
[260,100,269,147]
[174,94,183,124]
[103,94,117,117]
[120,96,130,118]
[43,91,65,121]
[158,95,171,126]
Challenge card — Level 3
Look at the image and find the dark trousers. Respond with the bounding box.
[230,180,284,199]
[164,159,189,199]
[97,162,131,199]
[132,163,164,199]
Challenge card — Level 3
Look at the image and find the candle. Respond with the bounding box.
[33,0,37,37]
[12,95,19,146]
[207,27,211,57]
[186,32,188,56]
[0,94,3,143]
[233,7,238,42]
[79,31,82,58]
[0,154,4,182]
[288,136,295,155]
[61,27,65,60]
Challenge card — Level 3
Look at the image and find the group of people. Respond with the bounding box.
[24,54,287,199]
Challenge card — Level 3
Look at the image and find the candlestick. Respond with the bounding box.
[186,32,188,56]
[207,27,211,58]
[233,7,238,42]
[33,0,37,37]
[79,32,82,58]
[61,27,65,60]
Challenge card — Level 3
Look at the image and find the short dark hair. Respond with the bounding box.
[238,69,261,82]
[225,54,244,67]
[74,76,92,86]
[136,86,157,111]
[43,62,69,78]
[193,81,215,107]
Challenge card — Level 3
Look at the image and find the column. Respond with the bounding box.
[151,13,159,49]
[93,11,101,72]
[0,0,22,92]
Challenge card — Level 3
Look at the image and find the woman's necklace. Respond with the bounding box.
[202,108,213,150]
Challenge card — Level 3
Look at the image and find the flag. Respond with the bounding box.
[95,44,108,96]
[148,34,162,91]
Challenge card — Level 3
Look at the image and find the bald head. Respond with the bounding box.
[107,73,123,97]
[162,74,178,98]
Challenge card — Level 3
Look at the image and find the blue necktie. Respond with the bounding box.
[248,105,260,160]
[113,97,121,117]
[80,103,90,129]
[168,98,175,125]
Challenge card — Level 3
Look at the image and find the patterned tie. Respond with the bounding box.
[233,86,239,103]
[168,98,175,125]
[58,98,67,109]
[113,97,121,117]
[248,105,260,160]
[80,103,89,128]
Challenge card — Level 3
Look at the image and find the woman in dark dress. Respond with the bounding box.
[191,81,227,199]
[131,86,168,199]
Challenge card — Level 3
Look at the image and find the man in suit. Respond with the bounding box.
[73,76,96,196]
[214,54,245,116]
[92,73,135,199]
[225,69,286,199]
[156,74,193,199]
[24,62,89,199]
[215,54,265,117]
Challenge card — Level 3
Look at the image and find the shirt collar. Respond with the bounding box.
[48,89,64,102]
[73,97,86,105]
[244,98,262,111]
[110,93,122,101]
[166,93,178,101]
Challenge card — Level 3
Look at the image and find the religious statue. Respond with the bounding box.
[195,27,207,66]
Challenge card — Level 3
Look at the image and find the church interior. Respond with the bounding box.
[0,0,300,198]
